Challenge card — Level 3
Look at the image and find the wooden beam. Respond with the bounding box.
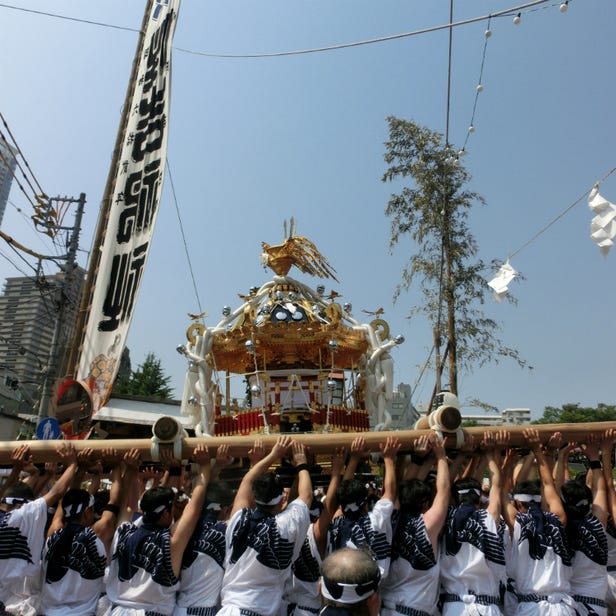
[0,422,614,464]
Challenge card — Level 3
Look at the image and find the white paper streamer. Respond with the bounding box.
[487,260,517,302]
[588,185,616,256]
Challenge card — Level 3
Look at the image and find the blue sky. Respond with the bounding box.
[0,0,614,420]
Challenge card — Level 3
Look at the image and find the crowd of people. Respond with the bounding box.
[0,427,615,616]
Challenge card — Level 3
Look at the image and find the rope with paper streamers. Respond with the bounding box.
[487,165,616,301]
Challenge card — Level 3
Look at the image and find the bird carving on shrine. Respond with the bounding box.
[361,307,385,316]
[261,218,339,281]
[187,310,208,321]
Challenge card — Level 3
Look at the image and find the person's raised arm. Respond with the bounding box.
[484,430,506,524]
[72,448,95,489]
[422,434,450,550]
[314,447,346,557]
[543,431,563,476]
[513,450,536,486]
[46,497,65,538]
[601,428,616,523]
[582,434,608,527]
[170,444,211,578]
[343,436,369,481]
[500,448,519,533]
[525,428,566,525]
[404,435,431,480]
[448,433,476,482]
[230,436,292,517]
[380,436,402,503]
[92,448,124,550]
[0,445,31,499]
[471,450,489,484]
[86,458,103,496]
[43,444,79,508]
[292,441,312,507]
[33,462,57,497]
[212,444,234,481]
[117,448,141,526]
[553,440,575,492]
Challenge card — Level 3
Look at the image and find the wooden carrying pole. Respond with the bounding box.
[1,422,615,464]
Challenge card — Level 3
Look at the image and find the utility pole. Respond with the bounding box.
[37,193,86,419]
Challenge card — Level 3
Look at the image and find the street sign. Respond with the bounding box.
[36,417,62,440]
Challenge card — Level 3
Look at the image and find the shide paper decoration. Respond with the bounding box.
[588,185,616,256]
[487,261,517,303]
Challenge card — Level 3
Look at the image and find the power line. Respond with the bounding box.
[460,16,492,153]
[174,0,555,58]
[6,198,62,260]
[508,165,616,260]
[0,0,555,58]
[0,112,46,201]
[0,2,140,32]
[0,248,34,278]
[166,158,204,317]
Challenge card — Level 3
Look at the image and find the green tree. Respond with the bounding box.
[382,116,527,397]
[533,403,616,424]
[114,352,174,399]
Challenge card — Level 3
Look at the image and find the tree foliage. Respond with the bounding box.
[114,351,174,399]
[533,403,616,424]
[382,116,528,394]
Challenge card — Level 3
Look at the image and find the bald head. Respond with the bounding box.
[320,548,381,615]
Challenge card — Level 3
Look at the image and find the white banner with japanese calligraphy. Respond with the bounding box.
[78,0,180,411]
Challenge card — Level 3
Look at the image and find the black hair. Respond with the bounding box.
[140,486,174,523]
[512,479,541,497]
[93,490,110,516]
[205,481,234,507]
[252,472,284,509]
[62,488,92,522]
[561,480,592,520]
[337,479,368,519]
[574,470,589,485]
[452,478,481,507]
[308,496,324,522]
[399,479,434,515]
[3,481,34,503]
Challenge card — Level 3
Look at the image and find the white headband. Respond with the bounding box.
[513,493,541,503]
[206,502,222,511]
[138,501,168,515]
[457,488,481,496]
[255,493,284,507]
[342,498,368,514]
[561,495,589,508]
[321,574,381,604]
[63,495,95,517]
[1,496,28,506]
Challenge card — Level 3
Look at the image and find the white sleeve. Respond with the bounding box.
[369,497,394,542]
[276,499,310,559]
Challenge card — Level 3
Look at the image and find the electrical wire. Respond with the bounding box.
[0,112,46,199]
[507,165,616,260]
[460,16,491,153]
[165,158,204,317]
[0,2,140,32]
[5,198,61,260]
[0,248,34,278]
[175,0,554,58]
[433,0,456,396]
[0,0,554,58]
